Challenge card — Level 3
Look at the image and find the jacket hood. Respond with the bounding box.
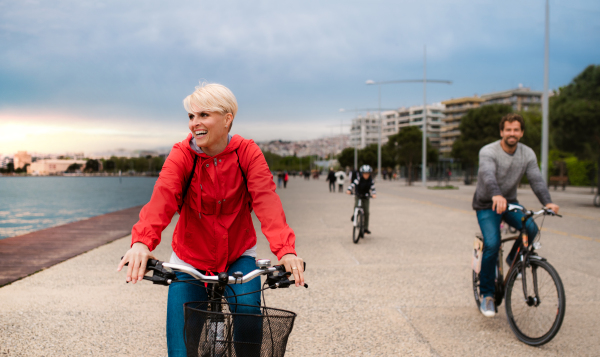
[180,133,245,157]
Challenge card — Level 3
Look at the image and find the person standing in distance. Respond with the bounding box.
[327,168,336,192]
[473,113,559,318]
[117,82,305,357]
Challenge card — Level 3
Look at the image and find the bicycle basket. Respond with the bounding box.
[184,302,297,357]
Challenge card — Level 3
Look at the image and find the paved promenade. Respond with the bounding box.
[0,205,144,287]
[1,178,598,356]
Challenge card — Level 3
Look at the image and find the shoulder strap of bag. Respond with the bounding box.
[234,149,252,211]
[179,155,198,211]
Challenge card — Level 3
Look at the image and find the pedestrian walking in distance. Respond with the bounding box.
[327,168,336,192]
[335,170,346,192]
[283,171,289,188]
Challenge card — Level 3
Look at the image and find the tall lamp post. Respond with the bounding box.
[366,50,451,186]
[541,0,550,182]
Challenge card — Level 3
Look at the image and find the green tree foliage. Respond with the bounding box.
[337,147,355,169]
[104,156,165,173]
[520,109,542,159]
[85,159,100,172]
[385,126,438,184]
[66,163,82,172]
[262,152,314,172]
[452,104,513,166]
[104,160,116,171]
[451,104,512,184]
[14,164,29,174]
[550,64,600,189]
[359,144,378,168]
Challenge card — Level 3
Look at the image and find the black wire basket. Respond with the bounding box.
[184,302,297,357]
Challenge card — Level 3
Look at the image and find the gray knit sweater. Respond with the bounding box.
[472,140,552,210]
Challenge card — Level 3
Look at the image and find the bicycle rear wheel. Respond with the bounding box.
[352,211,363,244]
[505,259,566,346]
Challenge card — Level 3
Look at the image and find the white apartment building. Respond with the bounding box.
[350,104,445,149]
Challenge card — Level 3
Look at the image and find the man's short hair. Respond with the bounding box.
[499,113,525,131]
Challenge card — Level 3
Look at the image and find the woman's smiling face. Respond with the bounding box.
[188,109,233,150]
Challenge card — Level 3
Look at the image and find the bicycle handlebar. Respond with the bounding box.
[122,258,306,288]
[507,204,562,218]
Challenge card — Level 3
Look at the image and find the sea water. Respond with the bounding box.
[0,176,157,239]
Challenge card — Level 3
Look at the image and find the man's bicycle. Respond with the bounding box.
[127,258,307,357]
[472,204,565,346]
[352,196,366,244]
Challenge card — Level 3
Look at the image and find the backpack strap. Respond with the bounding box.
[179,155,198,211]
[234,149,252,211]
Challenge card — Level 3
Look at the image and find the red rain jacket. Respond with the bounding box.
[131,134,297,272]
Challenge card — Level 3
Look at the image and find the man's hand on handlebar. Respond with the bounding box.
[545,203,560,215]
[278,254,305,287]
[117,242,155,284]
[492,195,507,214]
[346,190,352,195]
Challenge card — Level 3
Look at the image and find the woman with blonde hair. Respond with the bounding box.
[118,82,305,356]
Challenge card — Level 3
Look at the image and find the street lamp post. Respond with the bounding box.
[541,0,550,183]
[366,59,451,186]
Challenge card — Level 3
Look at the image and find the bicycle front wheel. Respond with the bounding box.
[352,211,363,244]
[505,259,566,346]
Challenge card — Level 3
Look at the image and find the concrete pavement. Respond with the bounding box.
[1,178,598,356]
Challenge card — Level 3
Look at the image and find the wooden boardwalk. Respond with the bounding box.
[0,205,143,287]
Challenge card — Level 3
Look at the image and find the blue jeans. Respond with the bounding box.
[476,205,539,298]
[166,255,262,357]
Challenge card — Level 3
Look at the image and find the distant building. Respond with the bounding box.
[13,151,32,169]
[27,159,88,176]
[439,96,485,156]
[256,135,350,158]
[481,86,542,112]
[439,86,543,157]
[349,113,379,149]
[350,104,445,150]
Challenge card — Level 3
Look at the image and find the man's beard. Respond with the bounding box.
[503,136,519,148]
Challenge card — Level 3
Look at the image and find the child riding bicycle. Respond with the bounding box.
[346,165,377,234]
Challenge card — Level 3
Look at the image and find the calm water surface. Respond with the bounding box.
[0,176,157,239]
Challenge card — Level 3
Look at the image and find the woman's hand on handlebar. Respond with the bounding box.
[279,254,305,287]
[117,242,156,284]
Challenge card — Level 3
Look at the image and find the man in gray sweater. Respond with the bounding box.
[473,113,560,318]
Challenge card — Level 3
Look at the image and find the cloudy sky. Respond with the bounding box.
[1,0,599,155]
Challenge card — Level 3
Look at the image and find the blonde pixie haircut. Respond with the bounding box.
[183,82,238,131]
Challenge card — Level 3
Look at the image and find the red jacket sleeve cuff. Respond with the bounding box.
[275,246,297,260]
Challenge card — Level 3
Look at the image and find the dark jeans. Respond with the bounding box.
[329,181,335,192]
[166,256,262,357]
[476,205,539,298]
[354,196,370,230]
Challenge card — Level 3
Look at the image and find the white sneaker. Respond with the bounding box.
[480,296,496,318]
